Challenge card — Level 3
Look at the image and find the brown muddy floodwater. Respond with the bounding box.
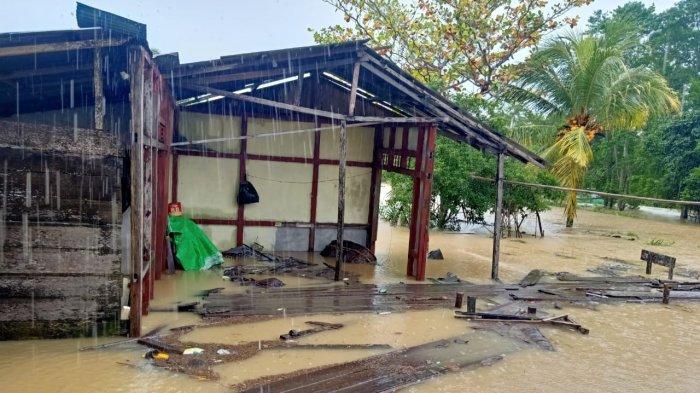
[1,207,699,392]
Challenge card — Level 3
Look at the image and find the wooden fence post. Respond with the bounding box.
[491,152,505,281]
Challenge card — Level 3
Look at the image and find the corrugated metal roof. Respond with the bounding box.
[169,41,545,167]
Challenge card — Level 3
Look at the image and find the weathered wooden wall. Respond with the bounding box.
[0,119,123,339]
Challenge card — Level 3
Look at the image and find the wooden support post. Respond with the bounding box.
[334,60,361,281]
[93,48,105,130]
[367,125,384,252]
[491,152,505,281]
[335,119,348,281]
[128,48,145,338]
[466,296,476,314]
[454,292,464,308]
[143,67,155,308]
[406,125,436,281]
[662,284,671,304]
[308,120,321,251]
[236,116,248,246]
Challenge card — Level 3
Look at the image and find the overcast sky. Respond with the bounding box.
[0,0,679,63]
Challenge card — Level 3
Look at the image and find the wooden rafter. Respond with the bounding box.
[0,37,129,58]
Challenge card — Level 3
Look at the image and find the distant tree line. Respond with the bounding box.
[315,0,699,231]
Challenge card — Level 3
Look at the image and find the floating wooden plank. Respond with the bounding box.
[278,343,391,350]
[641,249,676,280]
[601,291,700,300]
[279,321,343,341]
[235,332,519,393]
[555,272,652,283]
[137,336,184,354]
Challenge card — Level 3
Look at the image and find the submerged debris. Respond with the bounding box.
[520,269,547,286]
[320,240,377,264]
[221,244,360,287]
[232,333,512,392]
[428,272,464,284]
[472,324,555,351]
[427,249,444,260]
[222,244,275,261]
[587,261,634,277]
[279,321,343,340]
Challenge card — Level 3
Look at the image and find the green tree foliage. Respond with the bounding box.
[314,0,592,94]
[504,23,680,226]
[588,0,700,110]
[584,0,699,217]
[657,114,700,200]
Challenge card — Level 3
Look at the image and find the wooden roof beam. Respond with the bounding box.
[0,37,129,58]
[185,57,357,86]
[182,83,445,124]
[364,54,544,167]
[360,61,500,152]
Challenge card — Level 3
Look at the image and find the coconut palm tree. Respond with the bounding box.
[505,23,680,227]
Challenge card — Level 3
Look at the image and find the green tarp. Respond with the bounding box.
[167,215,223,271]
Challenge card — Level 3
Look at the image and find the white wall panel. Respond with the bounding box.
[316,165,372,224]
[179,111,242,153]
[319,126,374,162]
[244,160,312,222]
[177,155,239,218]
[199,225,236,250]
[247,118,315,158]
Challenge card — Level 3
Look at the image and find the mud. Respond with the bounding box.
[0,206,699,392]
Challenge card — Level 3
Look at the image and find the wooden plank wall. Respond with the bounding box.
[0,120,123,339]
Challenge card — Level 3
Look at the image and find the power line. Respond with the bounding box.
[469,174,700,207]
[171,121,380,147]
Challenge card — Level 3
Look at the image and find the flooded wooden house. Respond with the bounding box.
[0,3,544,339]
[0,4,174,338]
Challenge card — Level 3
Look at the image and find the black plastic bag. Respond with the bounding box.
[237,180,260,205]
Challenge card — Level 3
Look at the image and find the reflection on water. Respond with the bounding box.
[0,207,698,392]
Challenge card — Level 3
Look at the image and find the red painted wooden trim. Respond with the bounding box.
[388,126,396,166]
[247,153,312,164]
[193,218,237,225]
[244,220,276,227]
[308,122,321,251]
[401,126,409,168]
[236,116,248,246]
[367,125,384,252]
[407,126,425,278]
[171,153,178,202]
[320,159,372,168]
[191,218,369,229]
[415,125,437,281]
[382,164,417,177]
[173,149,371,168]
[174,149,239,159]
[379,148,417,157]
